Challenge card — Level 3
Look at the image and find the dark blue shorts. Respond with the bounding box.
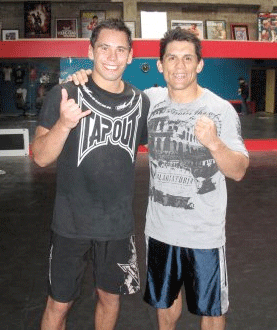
[143,237,228,316]
[48,233,140,302]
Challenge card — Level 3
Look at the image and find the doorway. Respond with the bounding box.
[251,68,277,113]
[250,69,266,112]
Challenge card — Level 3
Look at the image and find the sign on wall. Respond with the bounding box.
[56,19,78,38]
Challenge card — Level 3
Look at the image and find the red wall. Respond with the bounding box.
[1,39,277,59]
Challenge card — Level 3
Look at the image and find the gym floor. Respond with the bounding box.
[1,112,277,329]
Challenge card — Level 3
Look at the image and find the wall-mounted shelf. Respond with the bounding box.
[0,39,276,59]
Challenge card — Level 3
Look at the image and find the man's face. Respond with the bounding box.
[88,28,132,86]
[157,40,203,93]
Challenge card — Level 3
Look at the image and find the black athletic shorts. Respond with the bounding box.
[48,233,140,303]
[144,237,229,316]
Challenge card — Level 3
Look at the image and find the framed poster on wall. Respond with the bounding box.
[1,29,19,40]
[171,20,204,39]
[231,24,249,40]
[205,20,227,40]
[80,11,105,38]
[56,19,78,38]
[24,2,51,38]
[258,13,277,42]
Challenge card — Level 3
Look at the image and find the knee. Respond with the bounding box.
[96,288,120,308]
[45,296,72,316]
[158,306,182,328]
[201,315,226,330]
[157,292,183,329]
[166,306,182,323]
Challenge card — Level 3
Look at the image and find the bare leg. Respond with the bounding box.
[95,288,120,330]
[200,315,226,330]
[41,296,73,330]
[157,291,182,330]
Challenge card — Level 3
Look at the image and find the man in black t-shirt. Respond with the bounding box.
[32,19,149,330]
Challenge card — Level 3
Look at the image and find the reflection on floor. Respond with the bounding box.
[240,112,277,139]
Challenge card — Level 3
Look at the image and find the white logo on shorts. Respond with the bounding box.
[117,236,140,294]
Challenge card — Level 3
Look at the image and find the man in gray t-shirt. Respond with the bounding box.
[143,29,249,330]
[144,87,248,250]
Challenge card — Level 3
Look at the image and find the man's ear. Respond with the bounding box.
[196,59,204,74]
[88,45,94,61]
[157,60,163,73]
[127,48,133,65]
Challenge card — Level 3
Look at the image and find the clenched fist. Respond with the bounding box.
[194,115,219,151]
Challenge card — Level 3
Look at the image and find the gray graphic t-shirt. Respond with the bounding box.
[144,87,248,249]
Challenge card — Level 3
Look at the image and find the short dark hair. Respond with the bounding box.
[90,18,132,49]
[160,27,202,62]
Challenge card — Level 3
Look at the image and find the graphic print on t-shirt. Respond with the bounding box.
[148,101,222,210]
[77,88,142,166]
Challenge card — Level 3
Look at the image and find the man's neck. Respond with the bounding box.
[168,85,203,104]
[91,72,124,94]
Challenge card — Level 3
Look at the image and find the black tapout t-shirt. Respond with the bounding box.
[38,78,149,240]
